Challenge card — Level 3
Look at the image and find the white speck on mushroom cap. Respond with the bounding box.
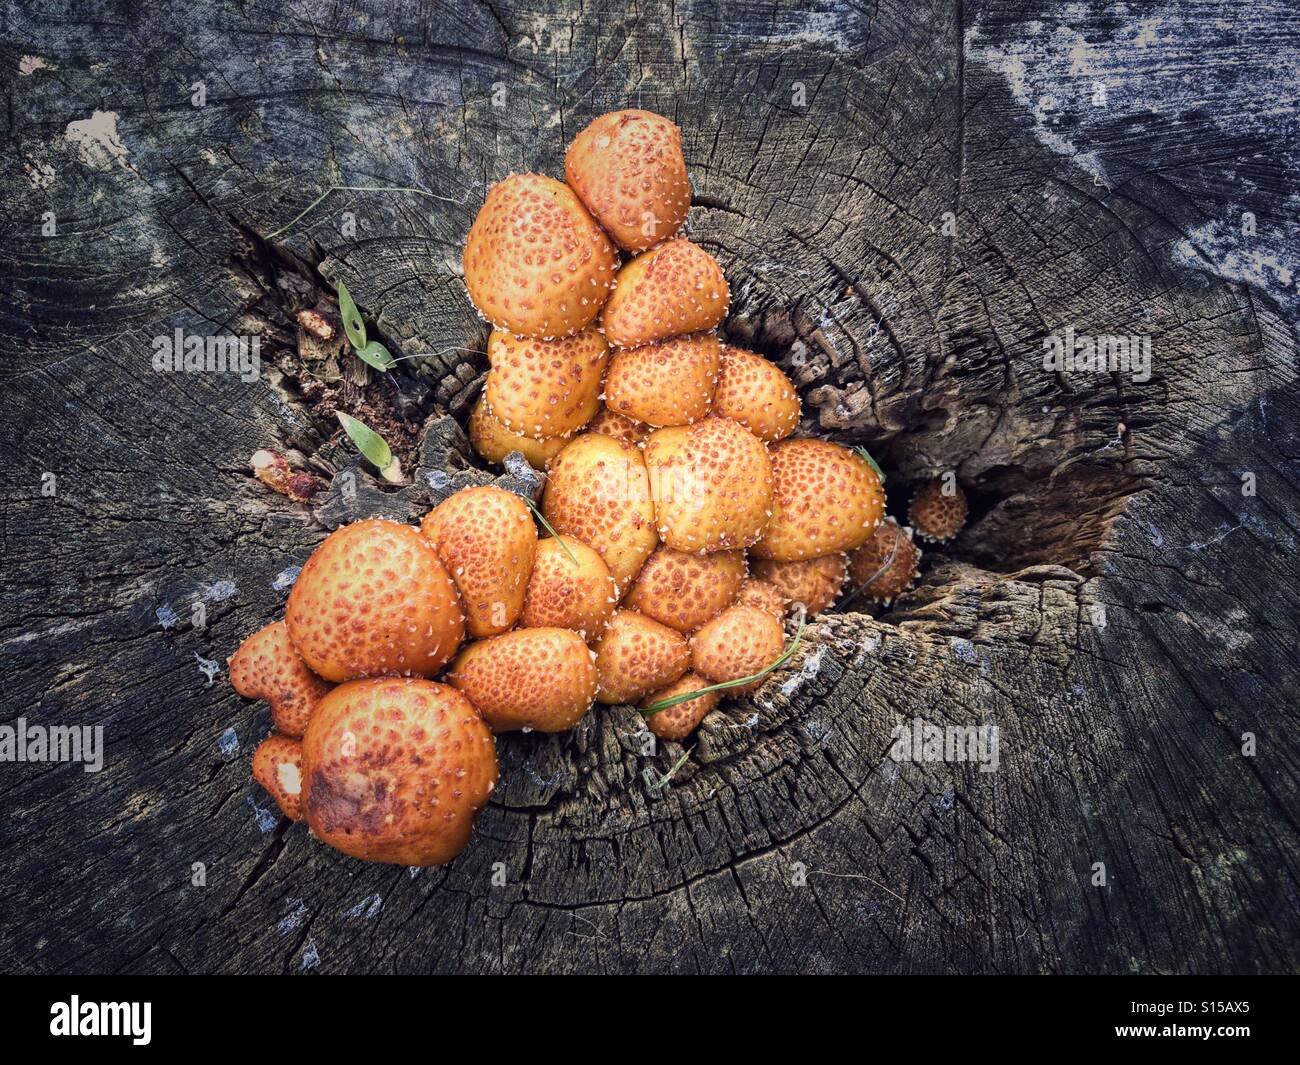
[277,761,302,795]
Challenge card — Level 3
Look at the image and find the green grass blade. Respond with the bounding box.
[641,612,808,715]
[521,496,579,566]
[855,445,886,482]
[266,184,461,241]
[646,745,695,791]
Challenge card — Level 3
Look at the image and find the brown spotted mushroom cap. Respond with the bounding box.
[713,344,801,442]
[600,238,729,347]
[485,327,609,440]
[420,485,537,639]
[520,536,618,641]
[623,545,746,633]
[565,109,691,253]
[908,477,969,542]
[690,603,786,695]
[468,394,566,470]
[252,734,305,821]
[286,519,466,683]
[642,672,720,742]
[753,438,885,561]
[603,332,721,427]
[735,577,789,618]
[751,553,848,616]
[594,609,691,705]
[847,517,921,603]
[229,620,332,737]
[301,677,498,866]
[541,432,658,596]
[463,173,617,340]
[449,628,598,733]
[586,406,650,447]
[647,415,774,553]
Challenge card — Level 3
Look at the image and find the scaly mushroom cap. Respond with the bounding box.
[624,545,746,633]
[565,109,691,253]
[753,439,885,561]
[600,239,728,347]
[485,327,608,440]
[449,628,598,732]
[420,486,537,639]
[229,620,331,737]
[847,517,921,603]
[286,520,465,682]
[464,173,617,339]
[751,553,849,616]
[301,678,498,866]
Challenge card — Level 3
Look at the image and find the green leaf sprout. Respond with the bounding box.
[336,412,402,483]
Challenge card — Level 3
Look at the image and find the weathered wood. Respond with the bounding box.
[1,0,1297,974]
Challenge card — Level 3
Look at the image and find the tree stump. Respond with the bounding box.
[1,0,1296,974]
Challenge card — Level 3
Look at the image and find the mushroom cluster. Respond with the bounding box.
[231,110,969,866]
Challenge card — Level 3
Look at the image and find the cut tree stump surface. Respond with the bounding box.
[1,0,1297,974]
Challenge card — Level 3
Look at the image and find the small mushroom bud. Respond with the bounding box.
[295,308,337,341]
[251,449,319,503]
